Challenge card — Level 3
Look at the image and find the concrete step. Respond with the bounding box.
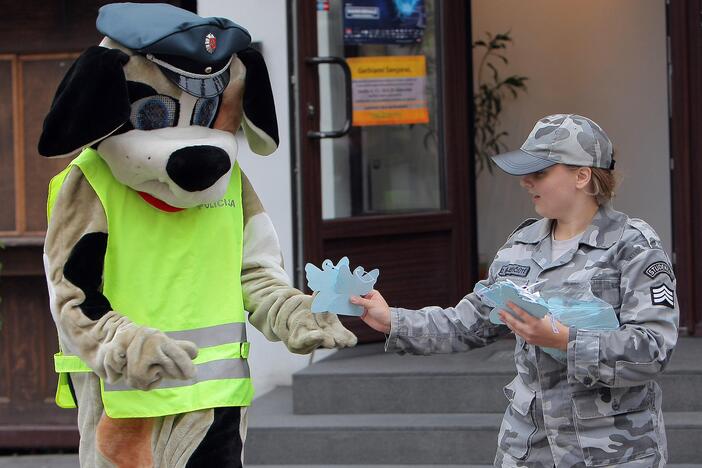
[293,339,514,415]
[247,387,500,465]
[293,337,702,414]
[0,457,699,468]
[0,455,77,468]
[248,466,490,468]
[246,386,702,465]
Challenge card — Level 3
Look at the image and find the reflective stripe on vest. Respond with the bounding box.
[56,337,251,389]
[104,353,251,391]
[166,322,247,348]
[53,325,252,408]
[47,149,252,417]
[54,323,250,375]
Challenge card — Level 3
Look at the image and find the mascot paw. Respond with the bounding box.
[104,327,198,390]
[286,311,357,354]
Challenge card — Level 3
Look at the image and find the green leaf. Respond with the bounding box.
[472,29,528,175]
[486,62,499,83]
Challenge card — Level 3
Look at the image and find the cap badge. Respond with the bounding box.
[205,33,217,54]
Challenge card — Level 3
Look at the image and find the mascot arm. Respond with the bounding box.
[240,172,357,354]
[44,167,198,390]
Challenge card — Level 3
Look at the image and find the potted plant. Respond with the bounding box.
[473,31,528,173]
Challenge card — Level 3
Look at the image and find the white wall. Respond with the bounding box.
[196,0,672,396]
[198,0,334,398]
[472,0,672,266]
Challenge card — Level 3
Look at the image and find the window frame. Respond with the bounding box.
[0,53,80,243]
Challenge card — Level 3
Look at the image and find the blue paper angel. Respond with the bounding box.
[305,257,379,316]
[305,257,349,313]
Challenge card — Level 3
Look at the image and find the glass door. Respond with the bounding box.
[294,0,476,342]
[316,0,444,219]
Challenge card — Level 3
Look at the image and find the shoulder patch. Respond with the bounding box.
[628,218,662,249]
[650,284,675,308]
[644,261,673,281]
[509,218,539,238]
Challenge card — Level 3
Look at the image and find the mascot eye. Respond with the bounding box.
[191,96,220,127]
[130,95,178,130]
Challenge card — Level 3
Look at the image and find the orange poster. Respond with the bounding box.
[347,55,429,126]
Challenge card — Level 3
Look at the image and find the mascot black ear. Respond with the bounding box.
[38,46,130,158]
[237,47,279,156]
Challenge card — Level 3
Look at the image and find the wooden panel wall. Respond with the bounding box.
[0,0,196,54]
[668,0,702,336]
[0,246,78,448]
[22,57,77,233]
[0,59,15,231]
[0,0,196,449]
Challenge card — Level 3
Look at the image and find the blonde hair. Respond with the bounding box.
[566,152,619,205]
[585,168,618,205]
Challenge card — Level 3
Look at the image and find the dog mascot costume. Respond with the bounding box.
[38,3,356,467]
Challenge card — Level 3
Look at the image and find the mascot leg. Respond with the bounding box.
[185,407,246,468]
[72,372,245,467]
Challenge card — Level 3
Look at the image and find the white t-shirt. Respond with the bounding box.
[551,230,582,261]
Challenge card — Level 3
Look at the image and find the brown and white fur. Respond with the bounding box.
[40,36,356,468]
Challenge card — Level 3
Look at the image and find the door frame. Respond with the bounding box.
[668,0,701,336]
[292,1,477,340]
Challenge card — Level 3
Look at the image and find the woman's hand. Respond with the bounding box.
[350,290,391,334]
[499,302,570,350]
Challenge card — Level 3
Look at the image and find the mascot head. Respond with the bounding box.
[38,3,278,209]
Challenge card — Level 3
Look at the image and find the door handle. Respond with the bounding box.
[305,56,353,139]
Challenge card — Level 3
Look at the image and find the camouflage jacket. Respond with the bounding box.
[386,204,679,467]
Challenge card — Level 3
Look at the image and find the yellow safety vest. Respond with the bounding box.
[47,148,253,418]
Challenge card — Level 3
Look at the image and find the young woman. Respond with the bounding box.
[351,114,679,467]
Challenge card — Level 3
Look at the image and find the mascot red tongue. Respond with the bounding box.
[38,3,356,467]
[137,191,184,212]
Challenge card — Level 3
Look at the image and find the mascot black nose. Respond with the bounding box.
[166,146,231,192]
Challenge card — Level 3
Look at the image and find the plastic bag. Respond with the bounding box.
[538,282,619,362]
[475,280,619,362]
[474,280,549,324]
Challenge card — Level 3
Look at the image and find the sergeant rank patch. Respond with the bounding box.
[650,284,674,308]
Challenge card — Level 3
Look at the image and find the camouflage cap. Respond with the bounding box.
[491,114,614,175]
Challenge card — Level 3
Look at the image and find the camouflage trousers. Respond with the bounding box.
[493,395,665,468]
